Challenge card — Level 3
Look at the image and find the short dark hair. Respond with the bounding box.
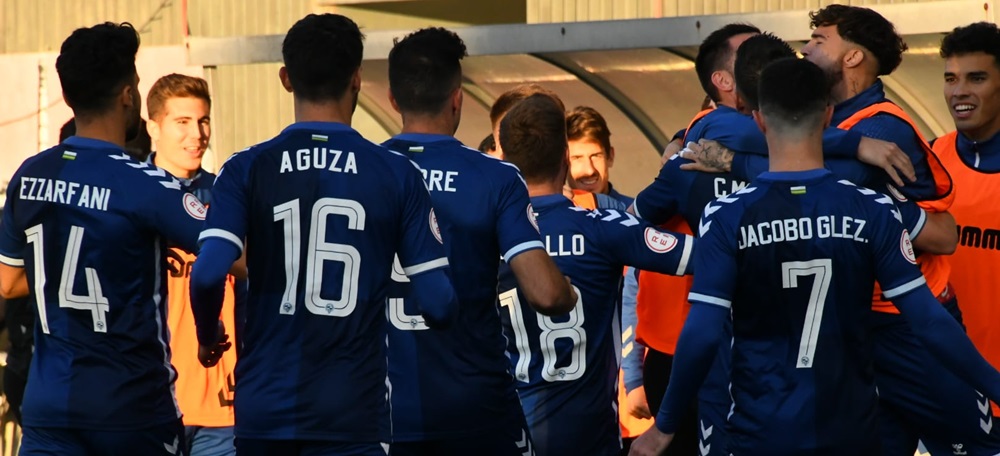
[477,133,496,154]
[55,22,140,115]
[695,23,761,102]
[282,14,365,102]
[809,5,907,76]
[566,106,612,155]
[735,33,797,111]
[758,59,830,134]
[941,22,1000,68]
[490,84,565,128]
[388,27,467,114]
[499,94,567,183]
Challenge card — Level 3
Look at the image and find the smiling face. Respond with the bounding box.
[567,139,612,194]
[944,52,1000,142]
[149,97,211,179]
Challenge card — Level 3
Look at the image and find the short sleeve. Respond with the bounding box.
[869,198,927,300]
[599,214,693,277]
[687,202,739,309]
[493,164,544,262]
[0,175,25,266]
[199,154,250,253]
[396,161,449,277]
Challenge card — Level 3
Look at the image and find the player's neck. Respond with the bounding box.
[766,136,825,173]
[72,115,127,148]
[152,155,197,179]
[835,70,877,104]
[526,179,564,198]
[294,99,354,126]
[400,113,457,136]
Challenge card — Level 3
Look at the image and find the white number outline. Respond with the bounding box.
[25,224,110,334]
[273,197,365,317]
[387,255,429,331]
[781,259,832,369]
[500,285,586,382]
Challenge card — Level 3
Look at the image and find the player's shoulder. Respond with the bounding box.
[565,204,642,231]
[697,184,761,235]
[834,179,903,221]
[104,150,185,192]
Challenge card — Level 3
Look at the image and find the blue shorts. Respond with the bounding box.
[389,429,534,456]
[20,419,186,456]
[697,399,729,456]
[186,425,235,456]
[872,295,1000,456]
[235,439,386,456]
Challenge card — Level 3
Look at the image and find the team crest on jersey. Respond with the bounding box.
[429,209,443,244]
[183,193,207,220]
[644,227,678,253]
[527,204,539,233]
[900,229,917,264]
[886,184,908,202]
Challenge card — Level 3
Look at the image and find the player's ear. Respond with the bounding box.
[844,48,864,70]
[822,105,834,129]
[388,89,401,114]
[451,87,463,115]
[350,68,362,95]
[146,117,160,144]
[752,110,766,134]
[606,146,615,167]
[278,67,293,93]
[712,70,735,94]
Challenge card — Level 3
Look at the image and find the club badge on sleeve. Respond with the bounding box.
[644,227,678,253]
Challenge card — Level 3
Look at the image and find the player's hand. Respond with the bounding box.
[857,137,916,187]
[627,387,653,419]
[629,426,674,456]
[678,139,732,173]
[198,320,232,368]
[661,138,684,167]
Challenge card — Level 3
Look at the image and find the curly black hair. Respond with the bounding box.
[282,14,365,102]
[941,22,1000,67]
[389,27,468,115]
[809,5,907,76]
[55,22,139,115]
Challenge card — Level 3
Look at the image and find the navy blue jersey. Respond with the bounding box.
[200,122,448,442]
[690,169,926,455]
[0,136,204,430]
[381,133,543,441]
[498,194,693,456]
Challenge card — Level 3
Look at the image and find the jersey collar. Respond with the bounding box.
[832,80,886,126]
[529,193,573,211]
[391,133,461,145]
[756,168,832,183]
[62,136,127,153]
[282,121,356,134]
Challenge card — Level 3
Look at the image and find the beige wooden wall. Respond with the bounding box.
[188,0,311,168]
[0,0,184,53]
[526,0,942,22]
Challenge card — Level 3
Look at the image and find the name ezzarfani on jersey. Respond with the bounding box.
[498,194,692,456]
[0,136,204,430]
